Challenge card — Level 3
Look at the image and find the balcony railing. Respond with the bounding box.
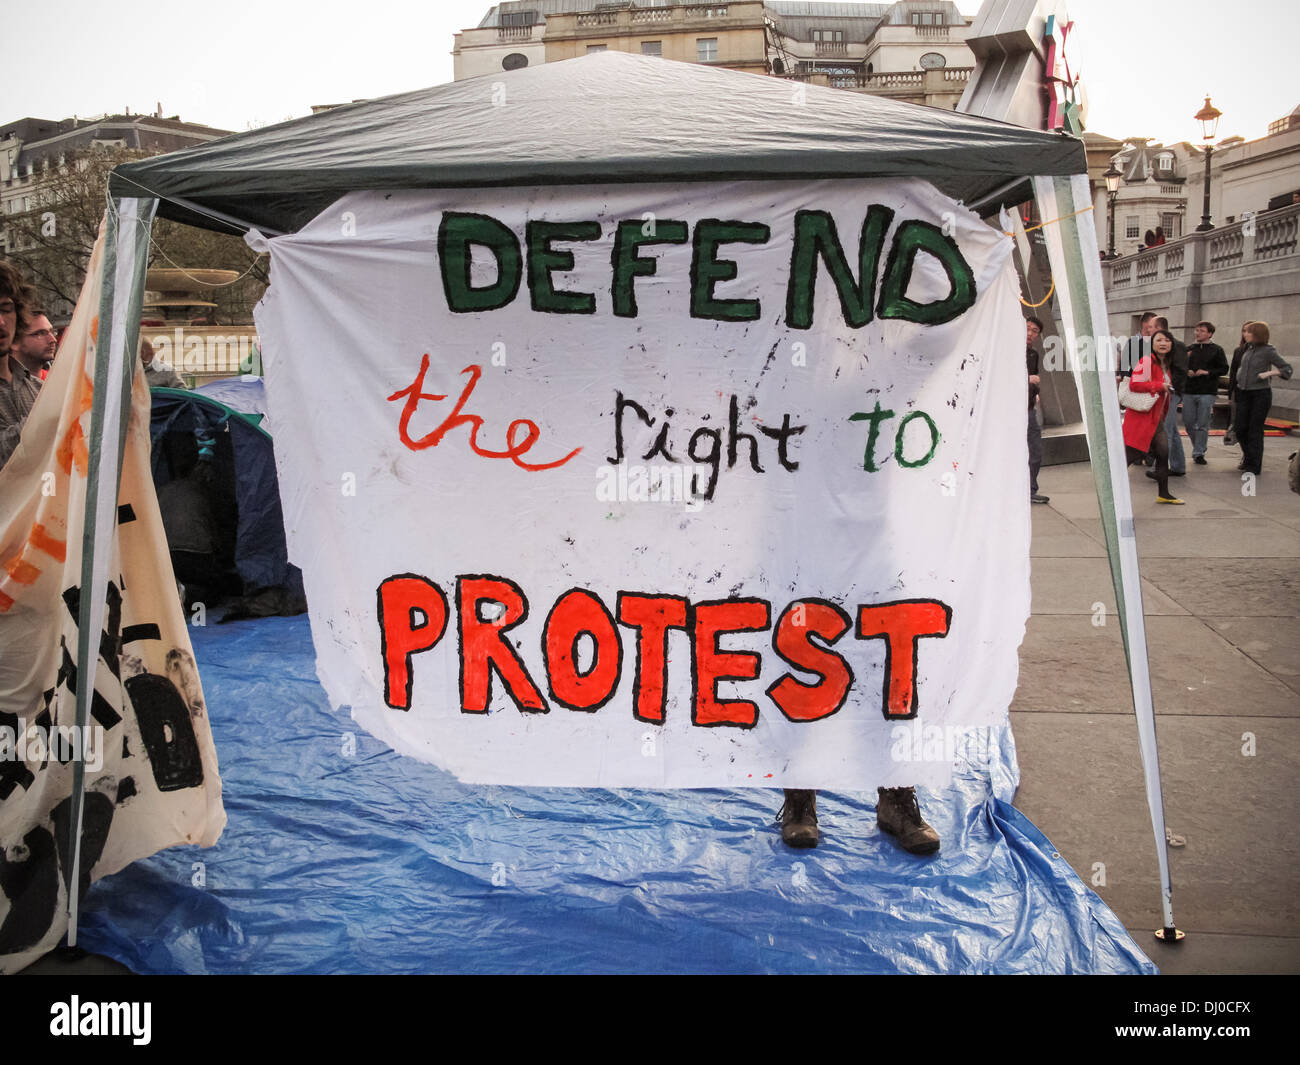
[780,67,973,93]
[1103,203,1299,290]
[916,25,949,39]
[815,40,848,56]
[568,4,739,34]
[1256,209,1299,259]
[1208,230,1244,269]
[498,25,534,40]
[860,70,922,87]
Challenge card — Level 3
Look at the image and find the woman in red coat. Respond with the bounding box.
[1123,329,1183,504]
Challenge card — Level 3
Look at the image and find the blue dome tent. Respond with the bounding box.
[149,385,304,618]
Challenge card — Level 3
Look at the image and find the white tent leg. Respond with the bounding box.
[1030,174,1180,942]
[65,194,158,947]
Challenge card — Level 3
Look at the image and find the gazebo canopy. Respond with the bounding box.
[110,51,1086,234]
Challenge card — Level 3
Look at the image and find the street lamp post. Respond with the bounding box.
[1194,95,1222,233]
[1104,162,1122,258]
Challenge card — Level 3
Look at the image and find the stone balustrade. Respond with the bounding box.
[1101,203,1300,417]
[1103,204,1299,292]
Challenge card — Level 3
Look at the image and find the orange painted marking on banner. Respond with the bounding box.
[29,523,67,562]
[0,589,14,613]
[75,371,94,416]
[71,427,88,475]
[55,372,95,475]
[4,555,41,585]
[56,421,88,475]
[90,317,98,342]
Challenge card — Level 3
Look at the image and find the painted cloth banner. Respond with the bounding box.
[0,228,225,974]
[253,179,1029,789]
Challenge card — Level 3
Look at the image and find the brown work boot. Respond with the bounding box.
[876,786,940,855]
[777,789,818,849]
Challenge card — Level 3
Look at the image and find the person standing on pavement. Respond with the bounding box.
[1026,315,1048,504]
[1154,317,1188,478]
[1232,321,1293,478]
[1183,321,1228,466]
[1125,330,1183,505]
[1119,312,1158,379]
[1225,322,1253,447]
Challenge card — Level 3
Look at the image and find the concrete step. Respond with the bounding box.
[1043,422,1089,465]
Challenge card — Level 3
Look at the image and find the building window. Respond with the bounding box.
[697,37,718,62]
[1160,212,1182,239]
[911,11,941,25]
[919,51,946,69]
[811,29,844,41]
[1125,216,1140,239]
[641,40,662,56]
[586,44,607,54]
[502,53,529,71]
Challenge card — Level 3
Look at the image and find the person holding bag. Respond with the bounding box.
[1122,329,1183,505]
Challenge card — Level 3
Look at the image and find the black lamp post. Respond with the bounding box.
[1194,95,1222,233]
[1104,162,1122,258]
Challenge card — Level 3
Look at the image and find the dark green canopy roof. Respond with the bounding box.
[110,51,1085,234]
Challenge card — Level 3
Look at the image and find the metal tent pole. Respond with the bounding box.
[1030,173,1181,943]
[65,194,158,947]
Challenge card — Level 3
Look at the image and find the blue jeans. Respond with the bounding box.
[1181,393,1215,458]
[1164,393,1186,473]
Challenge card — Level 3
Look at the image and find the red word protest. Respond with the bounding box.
[377,574,952,728]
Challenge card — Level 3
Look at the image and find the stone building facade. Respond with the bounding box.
[454,1,976,109]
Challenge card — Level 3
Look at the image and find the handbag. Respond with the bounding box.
[1117,377,1158,412]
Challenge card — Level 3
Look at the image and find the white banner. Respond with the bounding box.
[0,226,225,973]
[254,179,1030,789]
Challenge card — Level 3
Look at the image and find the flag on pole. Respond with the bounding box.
[0,220,225,974]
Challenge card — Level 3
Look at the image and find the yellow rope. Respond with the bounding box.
[1019,279,1055,308]
[1005,204,1096,308]
[1003,204,1095,237]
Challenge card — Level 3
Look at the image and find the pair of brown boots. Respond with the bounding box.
[777,787,940,855]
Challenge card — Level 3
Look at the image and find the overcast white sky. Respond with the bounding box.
[6,0,1296,144]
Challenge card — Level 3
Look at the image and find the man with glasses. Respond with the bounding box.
[11,311,58,379]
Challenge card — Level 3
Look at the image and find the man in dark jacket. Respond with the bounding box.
[1119,312,1158,379]
[1026,316,1048,504]
[1183,321,1228,465]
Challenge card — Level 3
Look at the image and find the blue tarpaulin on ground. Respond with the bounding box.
[78,615,1156,974]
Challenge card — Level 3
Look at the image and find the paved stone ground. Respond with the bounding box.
[1015,432,1300,974]
[20,435,1300,976]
